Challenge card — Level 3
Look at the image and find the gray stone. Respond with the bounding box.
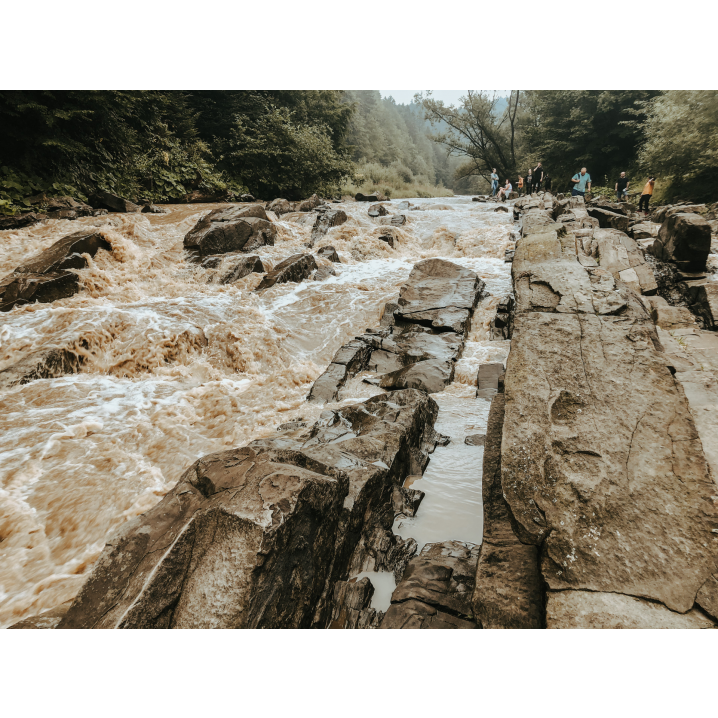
[311,208,348,244]
[368,204,389,217]
[378,359,454,394]
[316,246,341,263]
[255,254,318,291]
[267,198,293,216]
[650,212,712,271]
[464,434,486,446]
[89,190,141,213]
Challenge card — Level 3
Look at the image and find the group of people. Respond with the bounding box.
[490,163,657,214]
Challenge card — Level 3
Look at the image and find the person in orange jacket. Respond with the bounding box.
[639,176,655,214]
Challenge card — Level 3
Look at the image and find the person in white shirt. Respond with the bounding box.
[497,179,512,201]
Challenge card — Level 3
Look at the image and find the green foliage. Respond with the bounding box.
[638,91,718,200]
[522,91,660,188]
[340,161,453,199]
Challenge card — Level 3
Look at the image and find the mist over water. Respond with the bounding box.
[0,196,512,627]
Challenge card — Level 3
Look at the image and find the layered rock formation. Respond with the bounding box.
[255,254,318,291]
[479,192,718,628]
[309,258,485,402]
[183,205,276,258]
[0,230,111,312]
[57,390,444,629]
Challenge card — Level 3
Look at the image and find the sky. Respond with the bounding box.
[380,90,508,106]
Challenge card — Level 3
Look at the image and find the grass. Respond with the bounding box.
[340,161,454,199]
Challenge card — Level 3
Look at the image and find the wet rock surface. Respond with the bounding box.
[381,541,480,629]
[58,389,442,629]
[309,258,485,402]
[0,230,111,311]
[184,205,276,257]
[89,190,141,213]
[648,212,712,271]
[310,207,348,244]
[255,253,318,291]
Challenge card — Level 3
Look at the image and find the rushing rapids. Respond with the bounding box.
[0,196,513,628]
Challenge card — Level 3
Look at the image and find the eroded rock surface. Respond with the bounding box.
[184,205,276,257]
[255,254,318,291]
[649,212,711,271]
[58,389,443,629]
[1,230,112,311]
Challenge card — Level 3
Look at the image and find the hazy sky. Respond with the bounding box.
[380,90,508,105]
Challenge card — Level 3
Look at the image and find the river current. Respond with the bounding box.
[0,196,512,627]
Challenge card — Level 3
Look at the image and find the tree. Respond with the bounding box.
[638,90,718,198]
[522,90,660,187]
[419,91,521,183]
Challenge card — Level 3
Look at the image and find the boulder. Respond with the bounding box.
[88,190,141,213]
[310,208,348,244]
[0,345,83,390]
[0,212,47,231]
[0,230,112,311]
[327,578,381,629]
[308,341,372,403]
[376,214,407,227]
[355,192,387,202]
[394,258,484,334]
[267,198,293,216]
[315,246,341,263]
[630,222,660,240]
[493,205,509,213]
[649,212,712,271]
[239,194,255,203]
[313,266,337,282]
[377,359,454,394]
[464,434,486,446]
[296,194,322,212]
[377,229,399,248]
[368,204,389,217]
[255,254,318,291]
[217,255,265,284]
[141,203,166,214]
[183,205,276,257]
[381,541,480,629]
[392,486,424,518]
[587,207,630,232]
[57,389,442,629]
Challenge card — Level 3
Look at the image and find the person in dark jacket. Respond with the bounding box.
[533,163,544,192]
[525,170,533,195]
[544,174,552,192]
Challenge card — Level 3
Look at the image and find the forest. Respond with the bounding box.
[1,90,716,213]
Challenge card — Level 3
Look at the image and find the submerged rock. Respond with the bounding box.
[310,207,347,244]
[255,253,318,291]
[0,230,112,312]
[315,245,341,263]
[184,205,276,257]
[368,204,389,217]
[0,212,47,231]
[355,192,387,202]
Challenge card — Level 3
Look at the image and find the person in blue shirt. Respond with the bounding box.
[490,169,499,196]
[571,167,591,197]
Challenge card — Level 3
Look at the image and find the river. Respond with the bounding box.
[0,196,512,627]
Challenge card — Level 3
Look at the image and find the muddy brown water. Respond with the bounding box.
[0,197,512,627]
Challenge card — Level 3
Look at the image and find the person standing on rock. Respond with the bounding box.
[571,167,592,197]
[533,163,544,192]
[490,169,499,196]
[639,176,656,214]
[615,171,630,202]
[526,170,533,195]
[518,175,524,195]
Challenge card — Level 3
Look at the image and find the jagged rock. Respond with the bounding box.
[0,230,112,311]
[142,203,166,214]
[490,295,514,340]
[310,208,347,243]
[368,204,389,217]
[590,229,657,295]
[315,246,340,263]
[392,485,424,518]
[255,254,318,291]
[377,359,454,394]
[493,205,509,213]
[355,192,387,202]
[267,198,293,216]
[690,284,718,329]
[183,205,276,257]
[377,214,407,227]
[394,258,484,334]
[327,578,380,629]
[478,362,504,391]
[472,394,544,628]
[381,541,480,629]
[88,190,141,213]
[377,229,398,248]
[546,591,715,629]
[308,341,371,403]
[649,212,712,271]
[216,255,265,284]
[296,194,322,212]
[0,212,47,230]
[652,204,707,224]
[239,194,255,203]
[368,325,464,374]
